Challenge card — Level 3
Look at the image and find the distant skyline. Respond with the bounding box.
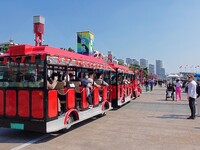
[1,0,200,73]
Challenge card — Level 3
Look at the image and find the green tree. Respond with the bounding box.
[0,45,10,53]
[143,67,148,78]
[129,64,140,71]
[118,59,124,65]
[68,47,75,52]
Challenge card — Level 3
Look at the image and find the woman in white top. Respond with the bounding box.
[175,78,182,101]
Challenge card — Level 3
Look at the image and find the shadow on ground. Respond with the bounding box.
[148,114,188,120]
[0,115,104,144]
[194,127,200,130]
[156,99,188,104]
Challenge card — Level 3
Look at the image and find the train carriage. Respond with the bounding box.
[108,63,136,108]
[0,44,112,133]
[132,70,142,98]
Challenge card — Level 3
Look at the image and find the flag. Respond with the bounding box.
[179,66,182,69]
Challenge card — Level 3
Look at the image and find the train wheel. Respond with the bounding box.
[97,111,106,118]
[66,114,74,130]
[98,103,108,117]
[100,112,106,117]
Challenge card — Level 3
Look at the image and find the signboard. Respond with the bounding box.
[77,31,94,56]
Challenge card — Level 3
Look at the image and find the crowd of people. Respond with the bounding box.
[143,74,200,120]
[46,71,110,114]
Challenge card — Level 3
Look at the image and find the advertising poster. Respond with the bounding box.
[77,31,94,56]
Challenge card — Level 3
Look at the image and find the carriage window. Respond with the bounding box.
[0,57,44,88]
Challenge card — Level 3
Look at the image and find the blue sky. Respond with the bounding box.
[1,0,200,74]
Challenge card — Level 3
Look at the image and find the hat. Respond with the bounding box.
[69,73,75,77]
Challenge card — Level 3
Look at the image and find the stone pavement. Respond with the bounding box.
[129,86,200,150]
[16,86,200,150]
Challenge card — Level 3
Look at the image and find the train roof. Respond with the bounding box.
[109,63,133,74]
[0,44,113,70]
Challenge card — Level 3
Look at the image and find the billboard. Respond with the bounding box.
[77,31,94,56]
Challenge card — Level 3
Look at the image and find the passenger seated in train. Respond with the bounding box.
[95,73,109,86]
[118,74,123,84]
[86,72,101,107]
[36,74,44,87]
[54,73,67,112]
[16,72,24,82]
[123,76,129,84]
[47,73,58,90]
[127,77,131,84]
[68,73,81,96]
[95,73,109,102]
[47,73,63,114]
[55,73,65,98]
[24,73,32,82]
[69,73,76,81]
[81,73,88,87]
[77,72,83,82]
[60,73,74,88]
[111,75,117,84]
[111,74,122,85]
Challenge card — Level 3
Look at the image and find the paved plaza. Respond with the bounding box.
[2,87,200,150]
[26,87,200,150]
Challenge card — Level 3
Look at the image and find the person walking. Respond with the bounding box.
[149,79,154,91]
[144,79,149,92]
[196,79,200,117]
[175,78,182,101]
[187,74,197,119]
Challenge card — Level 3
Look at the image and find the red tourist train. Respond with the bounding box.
[108,63,139,108]
[0,44,142,132]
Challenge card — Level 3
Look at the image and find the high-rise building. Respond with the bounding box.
[156,60,163,76]
[135,60,139,65]
[149,64,155,75]
[132,59,139,65]
[160,68,166,79]
[140,58,148,68]
[126,58,133,65]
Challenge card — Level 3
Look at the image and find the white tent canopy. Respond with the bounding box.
[167,74,180,78]
[166,74,180,84]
